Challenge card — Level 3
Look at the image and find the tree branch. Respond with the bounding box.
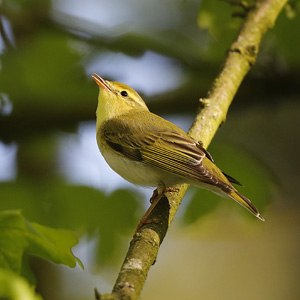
[98,0,288,299]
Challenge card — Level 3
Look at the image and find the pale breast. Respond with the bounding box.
[100,142,163,187]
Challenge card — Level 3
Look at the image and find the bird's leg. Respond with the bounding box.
[149,187,178,204]
[135,186,180,234]
[149,189,158,203]
[135,187,165,234]
[165,187,180,193]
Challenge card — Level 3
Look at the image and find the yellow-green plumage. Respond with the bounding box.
[92,73,264,222]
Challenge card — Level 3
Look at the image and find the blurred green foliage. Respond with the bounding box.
[0,269,42,300]
[0,210,80,283]
[0,0,300,299]
[198,0,242,60]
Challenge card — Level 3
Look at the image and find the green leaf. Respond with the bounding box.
[0,180,143,266]
[0,210,82,284]
[0,268,42,300]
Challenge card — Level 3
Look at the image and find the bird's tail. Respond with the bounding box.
[228,190,265,221]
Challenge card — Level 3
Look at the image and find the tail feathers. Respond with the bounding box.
[228,190,265,221]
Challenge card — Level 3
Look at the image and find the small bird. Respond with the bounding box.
[92,73,265,229]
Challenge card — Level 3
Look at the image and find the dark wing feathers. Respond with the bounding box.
[101,112,239,188]
[222,172,243,186]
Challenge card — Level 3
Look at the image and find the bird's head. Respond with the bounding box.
[92,73,149,124]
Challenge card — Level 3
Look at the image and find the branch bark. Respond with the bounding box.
[98,0,288,299]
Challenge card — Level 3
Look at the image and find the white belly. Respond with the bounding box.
[100,145,163,187]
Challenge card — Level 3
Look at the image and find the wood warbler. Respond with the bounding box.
[92,73,265,227]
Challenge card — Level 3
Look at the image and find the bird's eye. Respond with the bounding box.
[121,91,128,97]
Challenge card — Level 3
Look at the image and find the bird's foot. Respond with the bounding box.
[165,187,180,193]
[150,187,179,203]
[135,186,179,236]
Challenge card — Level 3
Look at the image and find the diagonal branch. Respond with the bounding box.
[98,0,288,299]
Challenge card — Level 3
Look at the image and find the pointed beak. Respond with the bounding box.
[91,73,112,91]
